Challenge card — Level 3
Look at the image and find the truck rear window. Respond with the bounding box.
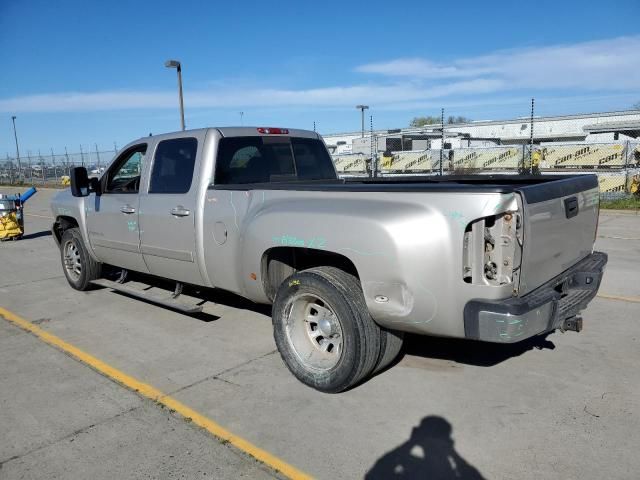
[213,137,336,185]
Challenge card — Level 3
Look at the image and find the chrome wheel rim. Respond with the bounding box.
[285,293,343,371]
[63,239,82,281]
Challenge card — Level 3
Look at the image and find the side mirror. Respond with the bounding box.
[70,167,90,197]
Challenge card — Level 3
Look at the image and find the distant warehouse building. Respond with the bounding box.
[322,109,640,155]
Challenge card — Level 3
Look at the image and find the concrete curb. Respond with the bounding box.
[600,209,640,216]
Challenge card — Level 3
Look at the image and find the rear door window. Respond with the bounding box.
[150,137,198,194]
[214,136,335,185]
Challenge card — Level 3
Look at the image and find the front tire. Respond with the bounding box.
[272,266,381,393]
[60,227,101,291]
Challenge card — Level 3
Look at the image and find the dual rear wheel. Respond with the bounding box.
[272,266,404,393]
[59,227,401,392]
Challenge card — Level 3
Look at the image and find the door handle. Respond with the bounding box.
[170,206,190,217]
[120,205,136,214]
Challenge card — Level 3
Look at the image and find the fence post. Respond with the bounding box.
[625,140,630,169]
[5,154,12,184]
[38,150,43,184]
[27,151,32,184]
[64,147,70,175]
[51,148,57,184]
[95,143,101,171]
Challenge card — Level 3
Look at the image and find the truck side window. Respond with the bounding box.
[105,146,147,193]
[149,138,198,194]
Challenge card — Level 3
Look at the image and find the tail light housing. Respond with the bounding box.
[462,211,522,288]
[257,127,289,134]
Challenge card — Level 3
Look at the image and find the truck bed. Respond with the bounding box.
[211,174,598,203]
[211,173,600,299]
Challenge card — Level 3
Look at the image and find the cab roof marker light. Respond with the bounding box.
[257,127,289,135]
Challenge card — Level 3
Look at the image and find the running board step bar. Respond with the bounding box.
[91,278,204,314]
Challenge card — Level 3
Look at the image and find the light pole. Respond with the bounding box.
[239,111,244,126]
[355,105,369,138]
[11,115,21,173]
[165,59,185,131]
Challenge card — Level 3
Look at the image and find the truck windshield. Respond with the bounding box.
[213,136,337,185]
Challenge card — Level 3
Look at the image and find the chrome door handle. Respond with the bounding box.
[170,206,190,217]
[120,205,136,214]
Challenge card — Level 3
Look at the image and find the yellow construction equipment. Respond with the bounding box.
[0,212,22,240]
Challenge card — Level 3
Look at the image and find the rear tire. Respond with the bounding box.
[272,266,381,393]
[373,328,404,374]
[60,227,101,291]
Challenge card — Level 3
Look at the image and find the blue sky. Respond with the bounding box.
[1,0,639,156]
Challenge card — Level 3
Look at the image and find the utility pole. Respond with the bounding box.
[370,115,378,178]
[356,105,369,138]
[165,59,185,131]
[529,98,535,174]
[440,108,444,176]
[79,145,85,168]
[239,111,244,126]
[11,116,21,175]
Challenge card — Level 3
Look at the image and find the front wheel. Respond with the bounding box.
[60,227,101,291]
[272,266,381,393]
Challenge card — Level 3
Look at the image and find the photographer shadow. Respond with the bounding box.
[366,416,486,480]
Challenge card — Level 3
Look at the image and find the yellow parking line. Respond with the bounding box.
[597,294,640,304]
[0,306,312,480]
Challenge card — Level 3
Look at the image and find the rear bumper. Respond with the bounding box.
[464,251,608,343]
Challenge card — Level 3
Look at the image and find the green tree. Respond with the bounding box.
[409,116,441,127]
[410,115,471,127]
[448,116,471,124]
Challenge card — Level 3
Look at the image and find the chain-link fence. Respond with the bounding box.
[327,104,640,200]
[1,147,118,186]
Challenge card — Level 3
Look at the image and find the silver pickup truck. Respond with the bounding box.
[51,127,607,392]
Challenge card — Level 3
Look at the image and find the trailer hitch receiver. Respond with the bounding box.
[562,316,583,332]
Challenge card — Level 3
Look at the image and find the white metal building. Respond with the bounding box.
[322,109,640,154]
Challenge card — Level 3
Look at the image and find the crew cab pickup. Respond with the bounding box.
[51,127,607,392]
